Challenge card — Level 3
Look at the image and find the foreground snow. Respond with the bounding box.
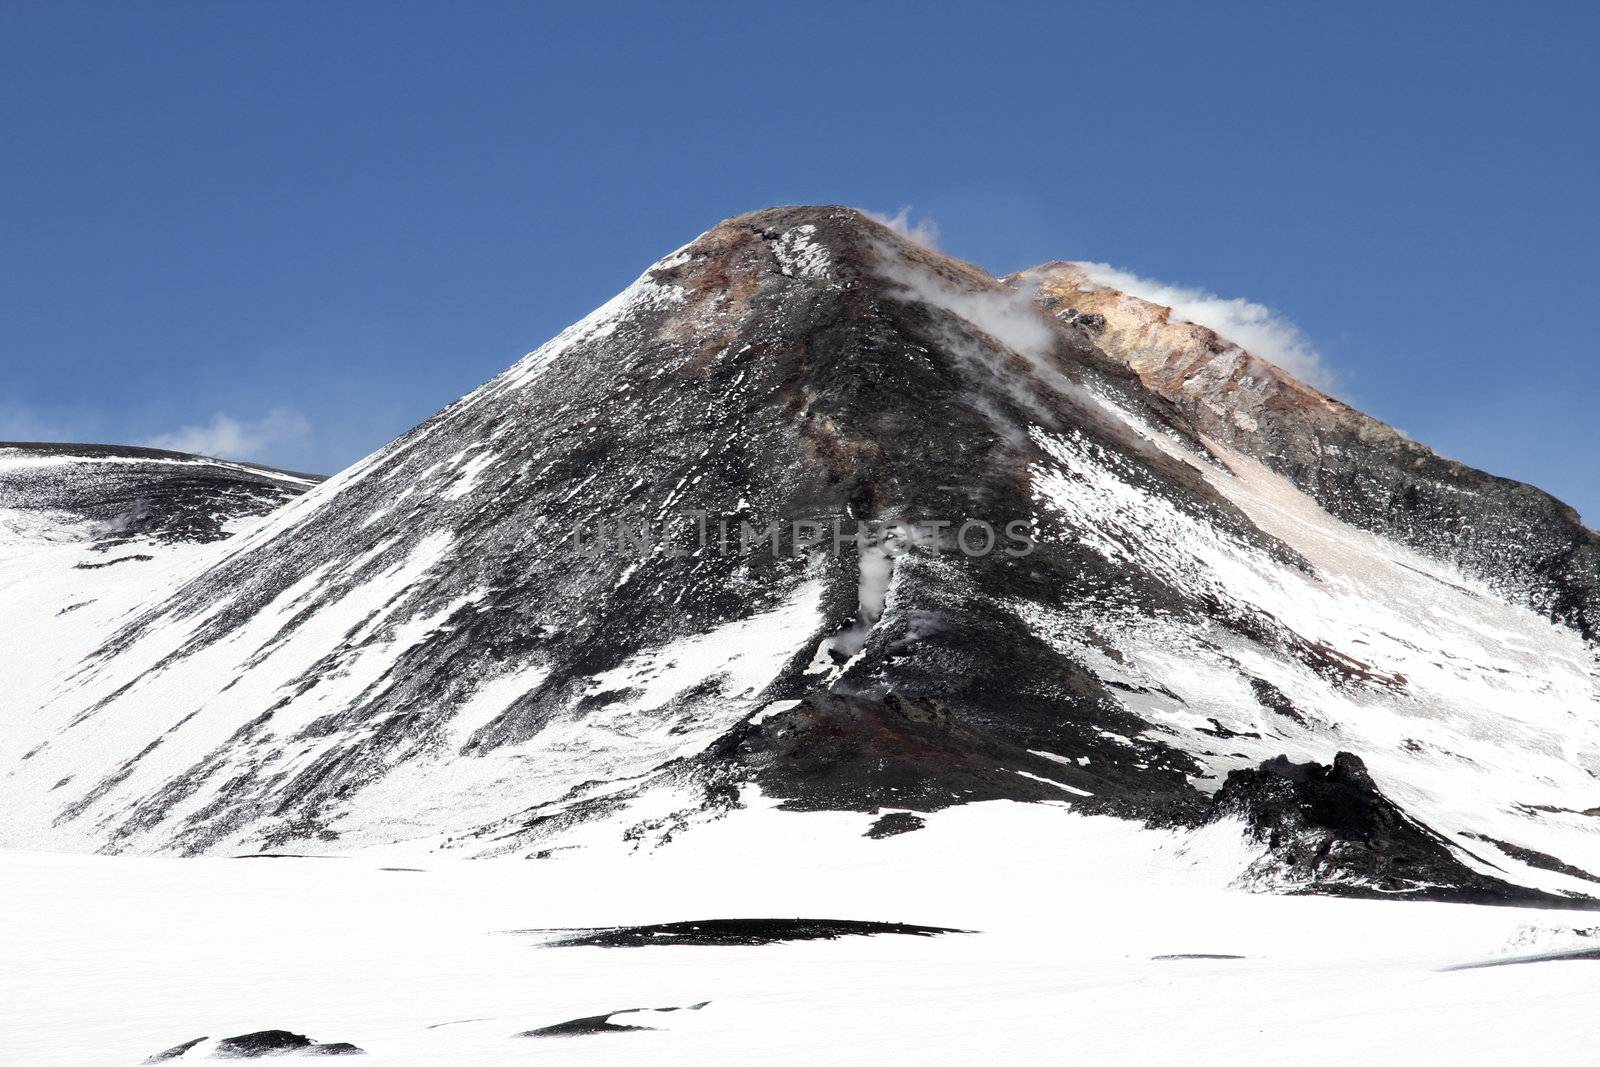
[5,802,1597,1066]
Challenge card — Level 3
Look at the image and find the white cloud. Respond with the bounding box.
[142,408,313,467]
[865,206,941,250]
[1072,262,1331,389]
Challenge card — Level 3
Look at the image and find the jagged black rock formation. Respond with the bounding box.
[1211,753,1594,906]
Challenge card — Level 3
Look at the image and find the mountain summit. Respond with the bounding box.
[3,207,1597,904]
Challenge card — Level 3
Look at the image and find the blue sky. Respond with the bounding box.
[3,2,1598,518]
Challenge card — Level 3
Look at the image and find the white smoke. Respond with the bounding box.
[1072,261,1331,389]
[826,522,911,660]
[873,248,1096,441]
[877,259,1054,363]
[865,207,941,250]
[142,407,312,466]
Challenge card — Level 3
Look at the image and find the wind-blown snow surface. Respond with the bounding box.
[5,802,1599,1067]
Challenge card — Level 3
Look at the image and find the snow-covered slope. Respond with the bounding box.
[2,209,1597,907]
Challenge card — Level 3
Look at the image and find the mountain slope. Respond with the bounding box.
[3,209,1597,905]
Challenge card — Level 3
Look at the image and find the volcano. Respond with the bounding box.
[4,207,1598,905]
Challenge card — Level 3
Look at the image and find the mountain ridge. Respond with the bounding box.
[1016,261,1600,637]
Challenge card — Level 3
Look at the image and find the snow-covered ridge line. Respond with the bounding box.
[0,442,322,485]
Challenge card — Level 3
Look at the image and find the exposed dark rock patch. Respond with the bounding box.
[213,1030,313,1057]
[517,1001,710,1038]
[518,1012,655,1037]
[519,918,967,947]
[1441,947,1600,971]
[1151,953,1246,960]
[1249,678,1306,725]
[865,811,925,838]
[703,692,1092,812]
[74,553,154,569]
[696,689,1200,824]
[1199,718,1261,740]
[211,1029,364,1057]
[1517,802,1600,819]
[145,1036,206,1061]
[1459,831,1600,885]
